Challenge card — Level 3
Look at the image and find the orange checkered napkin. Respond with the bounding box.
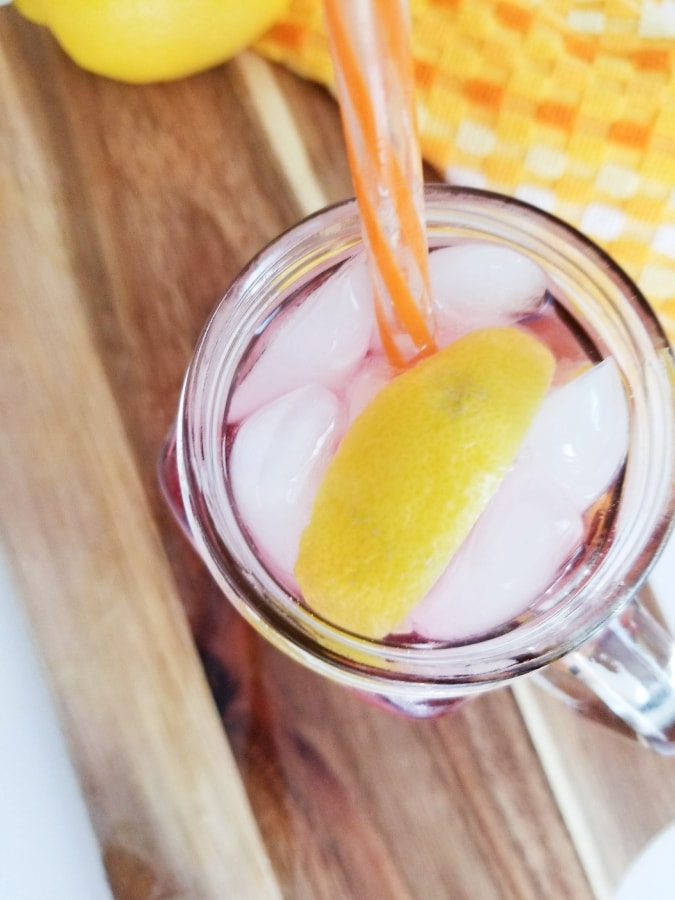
[257,0,675,343]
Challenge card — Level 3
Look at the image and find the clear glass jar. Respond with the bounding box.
[161,186,675,748]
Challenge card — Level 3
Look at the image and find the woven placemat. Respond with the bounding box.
[257,0,675,343]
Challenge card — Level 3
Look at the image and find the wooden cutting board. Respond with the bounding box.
[2,9,675,898]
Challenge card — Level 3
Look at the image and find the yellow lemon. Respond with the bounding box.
[14,0,290,83]
[295,327,555,639]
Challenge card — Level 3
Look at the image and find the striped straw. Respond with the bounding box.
[323,0,437,367]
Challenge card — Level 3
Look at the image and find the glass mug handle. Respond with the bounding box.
[533,593,675,754]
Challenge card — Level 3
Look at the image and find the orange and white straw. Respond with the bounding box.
[323,0,437,367]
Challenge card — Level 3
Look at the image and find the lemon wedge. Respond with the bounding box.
[294,327,555,639]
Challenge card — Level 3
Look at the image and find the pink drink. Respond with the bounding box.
[162,188,675,739]
[225,240,629,645]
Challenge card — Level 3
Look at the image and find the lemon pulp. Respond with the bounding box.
[294,326,555,639]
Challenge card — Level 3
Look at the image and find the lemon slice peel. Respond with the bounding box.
[294,326,556,639]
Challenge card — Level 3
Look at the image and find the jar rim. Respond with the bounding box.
[176,186,675,695]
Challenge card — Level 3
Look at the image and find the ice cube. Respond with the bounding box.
[522,358,630,508]
[344,356,392,424]
[407,464,584,642]
[229,385,346,582]
[428,242,548,337]
[229,257,375,421]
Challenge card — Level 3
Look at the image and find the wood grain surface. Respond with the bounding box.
[2,8,675,899]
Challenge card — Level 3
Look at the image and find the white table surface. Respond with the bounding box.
[0,554,112,900]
